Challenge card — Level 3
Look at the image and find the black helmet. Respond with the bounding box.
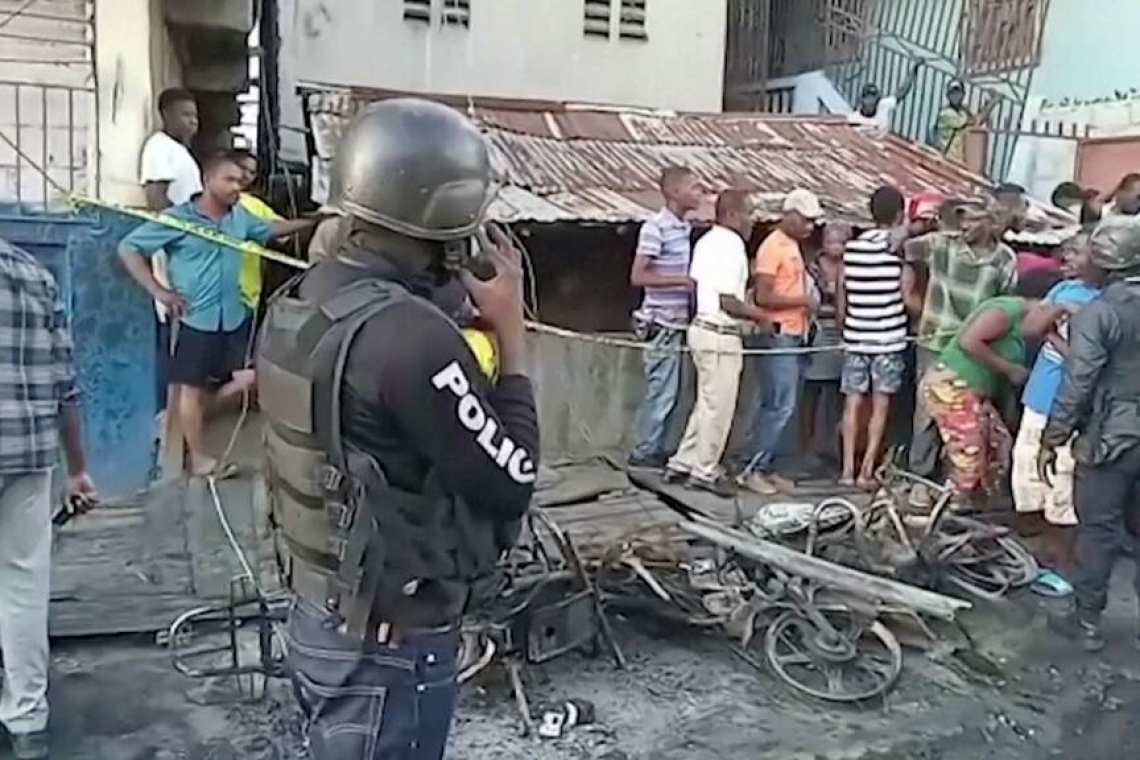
[1090,217,1140,272]
[330,98,496,242]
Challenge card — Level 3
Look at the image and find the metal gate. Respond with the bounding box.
[0,0,96,205]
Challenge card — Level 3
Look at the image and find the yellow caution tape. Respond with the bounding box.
[70,195,311,271]
[72,194,958,359]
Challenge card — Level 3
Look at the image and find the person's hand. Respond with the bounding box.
[154,287,187,318]
[1037,445,1058,488]
[61,471,99,521]
[462,223,525,336]
[1006,364,1029,387]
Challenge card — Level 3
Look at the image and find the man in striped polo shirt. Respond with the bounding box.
[838,186,909,488]
[628,167,703,468]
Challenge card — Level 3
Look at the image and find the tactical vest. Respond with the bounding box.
[256,275,516,637]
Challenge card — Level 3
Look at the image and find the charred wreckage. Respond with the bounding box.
[162,453,1038,730]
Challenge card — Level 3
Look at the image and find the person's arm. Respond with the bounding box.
[117,222,188,314]
[268,217,321,239]
[143,182,172,211]
[629,220,694,290]
[1001,255,1019,295]
[365,228,538,520]
[47,287,97,508]
[957,306,1026,383]
[140,137,176,211]
[895,61,923,103]
[973,96,1000,126]
[752,273,811,309]
[719,295,767,324]
[835,260,848,325]
[1042,302,1117,449]
[902,235,936,317]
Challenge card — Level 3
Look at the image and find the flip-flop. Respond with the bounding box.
[194,462,241,481]
[1030,568,1074,598]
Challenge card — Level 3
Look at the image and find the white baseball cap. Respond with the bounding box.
[783,188,824,220]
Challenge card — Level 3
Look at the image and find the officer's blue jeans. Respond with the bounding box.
[631,328,684,462]
[744,333,805,473]
[285,599,460,760]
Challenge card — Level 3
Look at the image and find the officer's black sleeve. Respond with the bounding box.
[359,302,539,520]
[1043,300,1118,449]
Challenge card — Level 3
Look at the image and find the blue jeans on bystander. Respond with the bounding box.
[630,327,685,463]
[743,333,805,474]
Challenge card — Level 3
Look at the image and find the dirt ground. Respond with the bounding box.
[15,567,1140,760]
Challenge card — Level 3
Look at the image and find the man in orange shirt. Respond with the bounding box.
[739,189,823,494]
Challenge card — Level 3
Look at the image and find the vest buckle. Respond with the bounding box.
[320,465,345,494]
[325,502,355,530]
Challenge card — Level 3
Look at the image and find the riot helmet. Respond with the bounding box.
[330,98,496,242]
[1090,216,1140,274]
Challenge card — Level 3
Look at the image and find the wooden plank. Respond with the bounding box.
[49,594,218,638]
[160,385,186,478]
[51,486,193,598]
[186,476,261,598]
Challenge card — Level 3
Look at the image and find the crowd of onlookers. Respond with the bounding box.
[628,167,1140,651]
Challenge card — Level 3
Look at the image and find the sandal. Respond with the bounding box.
[192,461,241,481]
[1030,568,1074,598]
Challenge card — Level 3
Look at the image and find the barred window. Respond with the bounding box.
[963,0,1045,75]
[443,0,471,28]
[584,0,612,38]
[618,0,648,40]
[403,0,431,24]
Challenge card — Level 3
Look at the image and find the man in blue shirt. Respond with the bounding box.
[119,150,319,476]
[1012,231,1101,580]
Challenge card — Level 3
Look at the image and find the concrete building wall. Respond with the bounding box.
[1006,1,1140,198]
[275,0,728,161]
[1007,98,1140,201]
[94,0,184,206]
[1030,0,1140,103]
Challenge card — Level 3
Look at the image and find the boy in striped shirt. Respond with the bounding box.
[838,186,909,488]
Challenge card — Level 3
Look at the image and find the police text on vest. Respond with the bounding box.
[431,361,536,484]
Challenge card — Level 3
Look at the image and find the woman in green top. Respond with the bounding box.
[920,296,1067,504]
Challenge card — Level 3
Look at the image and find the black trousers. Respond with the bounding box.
[1072,443,1140,617]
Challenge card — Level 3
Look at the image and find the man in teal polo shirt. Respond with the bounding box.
[119,150,319,476]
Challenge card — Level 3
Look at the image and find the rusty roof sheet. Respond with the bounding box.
[299,84,1075,239]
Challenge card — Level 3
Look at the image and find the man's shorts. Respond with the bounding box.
[168,319,253,389]
[841,351,906,396]
[1012,407,1076,525]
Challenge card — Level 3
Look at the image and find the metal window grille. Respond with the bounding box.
[403,0,431,24]
[443,0,471,28]
[819,0,870,64]
[618,0,647,40]
[962,0,1046,75]
[584,0,612,38]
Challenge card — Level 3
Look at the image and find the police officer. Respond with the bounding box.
[256,98,539,758]
[1040,218,1140,653]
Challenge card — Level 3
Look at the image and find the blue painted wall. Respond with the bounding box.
[0,207,156,495]
[1032,0,1140,103]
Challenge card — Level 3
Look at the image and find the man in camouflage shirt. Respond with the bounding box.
[903,198,1019,507]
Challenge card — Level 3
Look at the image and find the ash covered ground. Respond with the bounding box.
[23,571,1140,760]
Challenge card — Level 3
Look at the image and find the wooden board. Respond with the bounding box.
[49,410,275,637]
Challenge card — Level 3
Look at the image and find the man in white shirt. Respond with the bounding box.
[139,88,200,416]
[847,61,922,135]
[665,190,767,496]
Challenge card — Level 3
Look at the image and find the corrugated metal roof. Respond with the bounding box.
[299,84,1075,239]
